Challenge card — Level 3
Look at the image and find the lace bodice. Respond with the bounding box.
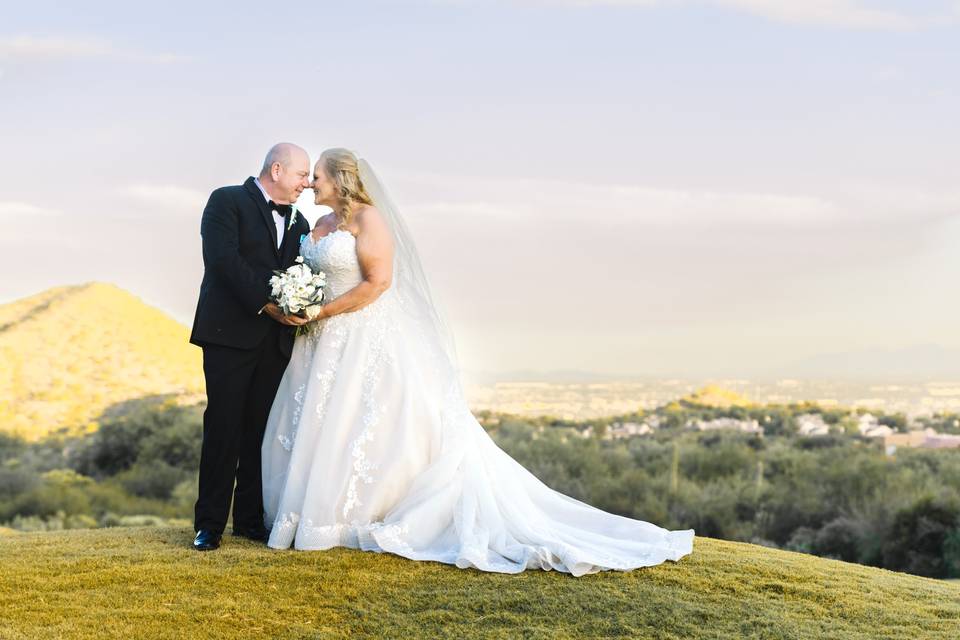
[300,230,363,301]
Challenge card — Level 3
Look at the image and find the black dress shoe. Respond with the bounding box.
[232,525,268,542]
[193,529,222,551]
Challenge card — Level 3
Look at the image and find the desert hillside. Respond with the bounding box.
[0,283,203,439]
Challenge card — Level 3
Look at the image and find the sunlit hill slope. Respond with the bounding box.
[0,283,203,439]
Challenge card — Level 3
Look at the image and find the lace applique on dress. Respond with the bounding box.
[341,288,398,518]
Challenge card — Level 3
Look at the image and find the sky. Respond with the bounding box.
[1,0,958,379]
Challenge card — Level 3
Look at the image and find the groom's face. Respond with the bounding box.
[271,152,311,204]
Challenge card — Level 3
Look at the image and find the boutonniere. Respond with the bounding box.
[287,205,298,231]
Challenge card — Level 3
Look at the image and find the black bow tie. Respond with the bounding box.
[268,201,293,217]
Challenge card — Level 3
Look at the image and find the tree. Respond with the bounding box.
[883,496,960,578]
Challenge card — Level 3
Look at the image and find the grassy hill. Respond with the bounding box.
[0,283,203,440]
[0,528,958,639]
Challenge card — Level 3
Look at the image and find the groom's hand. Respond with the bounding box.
[262,303,309,326]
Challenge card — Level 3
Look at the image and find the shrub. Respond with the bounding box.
[116,461,189,500]
[882,496,960,578]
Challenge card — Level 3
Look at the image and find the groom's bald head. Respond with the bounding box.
[260,143,308,177]
[259,142,310,205]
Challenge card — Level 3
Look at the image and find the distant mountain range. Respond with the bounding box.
[0,283,203,440]
[465,345,960,383]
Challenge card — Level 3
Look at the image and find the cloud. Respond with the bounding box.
[0,201,61,216]
[118,185,207,213]
[396,171,960,231]
[0,35,114,58]
[407,200,537,219]
[713,0,959,30]
[0,35,185,63]
[515,0,960,30]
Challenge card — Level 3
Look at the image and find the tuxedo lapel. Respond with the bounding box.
[280,215,306,266]
[242,177,280,259]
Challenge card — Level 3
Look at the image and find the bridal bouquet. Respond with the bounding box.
[269,257,327,320]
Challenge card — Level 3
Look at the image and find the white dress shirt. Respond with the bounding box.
[254,177,286,249]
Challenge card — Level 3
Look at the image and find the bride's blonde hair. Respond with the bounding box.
[320,148,374,229]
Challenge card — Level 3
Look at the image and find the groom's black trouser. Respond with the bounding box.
[194,329,290,534]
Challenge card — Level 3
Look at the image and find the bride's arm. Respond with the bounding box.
[315,206,394,319]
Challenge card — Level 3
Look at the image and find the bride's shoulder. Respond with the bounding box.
[355,204,385,228]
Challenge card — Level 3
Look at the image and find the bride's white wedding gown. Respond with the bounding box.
[262,229,694,576]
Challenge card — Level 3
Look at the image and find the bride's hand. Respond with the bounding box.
[263,303,309,326]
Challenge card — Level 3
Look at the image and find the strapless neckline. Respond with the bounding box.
[302,228,356,247]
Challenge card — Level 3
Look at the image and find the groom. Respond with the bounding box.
[189,143,312,551]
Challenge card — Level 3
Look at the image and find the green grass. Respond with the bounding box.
[1,527,958,639]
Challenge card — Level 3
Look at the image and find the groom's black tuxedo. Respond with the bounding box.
[190,177,311,536]
[190,177,310,357]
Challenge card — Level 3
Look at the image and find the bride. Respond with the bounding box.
[261,149,694,576]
